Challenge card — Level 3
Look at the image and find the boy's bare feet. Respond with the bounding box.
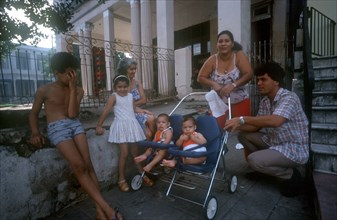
[107,207,123,220]
[134,154,147,163]
[162,159,177,168]
[96,207,106,220]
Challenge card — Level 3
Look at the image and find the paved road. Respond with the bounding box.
[43,98,315,220]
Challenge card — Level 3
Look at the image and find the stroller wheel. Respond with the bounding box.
[228,175,238,193]
[131,174,142,191]
[205,196,218,220]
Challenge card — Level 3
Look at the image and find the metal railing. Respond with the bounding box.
[64,34,176,108]
[308,7,336,56]
[0,48,54,105]
[0,37,176,107]
[303,2,315,142]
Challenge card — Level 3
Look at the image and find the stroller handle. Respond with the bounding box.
[169,92,232,121]
[169,92,208,116]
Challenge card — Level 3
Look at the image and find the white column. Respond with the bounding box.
[78,29,88,96]
[175,47,192,99]
[103,9,115,92]
[83,22,94,96]
[156,0,174,96]
[130,0,142,81]
[55,34,67,52]
[140,0,153,90]
[218,0,251,54]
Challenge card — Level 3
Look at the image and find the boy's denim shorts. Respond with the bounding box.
[47,118,85,146]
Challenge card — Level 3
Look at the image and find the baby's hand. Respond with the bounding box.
[96,126,105,135]
[181,134,189,141]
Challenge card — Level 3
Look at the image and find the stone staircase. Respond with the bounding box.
[310,56,337,220]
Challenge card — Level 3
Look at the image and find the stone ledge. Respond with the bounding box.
[312,171,337,220]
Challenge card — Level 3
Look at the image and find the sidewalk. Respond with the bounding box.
[42,98,315,220]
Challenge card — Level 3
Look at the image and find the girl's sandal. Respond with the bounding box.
[111,207,123,220]
[118,180,130,192]
[142,175,154,187]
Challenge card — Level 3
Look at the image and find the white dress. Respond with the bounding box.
[108,93,146,143]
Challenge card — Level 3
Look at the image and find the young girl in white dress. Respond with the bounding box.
[96,74,149,192]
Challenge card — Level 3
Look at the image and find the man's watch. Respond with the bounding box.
[239,116,245,125]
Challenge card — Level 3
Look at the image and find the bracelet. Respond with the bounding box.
[239,116,245,125]
[232,82,237,88]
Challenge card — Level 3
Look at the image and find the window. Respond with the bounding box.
[1,56,10,69]
[193,43,201,56]
[207,41,211,53]
[16,51,31,70]
[36,54,49,72]
[0,80,13,97]
[252,4,271,22]
[15,79,35,97]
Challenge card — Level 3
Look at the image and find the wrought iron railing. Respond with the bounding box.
[64,34,176,108]
[303,2,315,139]
[0,47,54,105]
[0,37,176,107]
[308,7,336,56]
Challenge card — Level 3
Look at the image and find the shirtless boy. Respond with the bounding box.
[29,52,123,220]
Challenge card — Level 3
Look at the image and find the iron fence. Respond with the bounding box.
[0,47,54,105]
[308,7,336,56]
[0,36,176,108]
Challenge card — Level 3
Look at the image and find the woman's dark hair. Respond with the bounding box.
[217,30,243,51]
[254,62,285,87]
[50,52,79,73]
[117,57,137,75]
[113,74,129,87]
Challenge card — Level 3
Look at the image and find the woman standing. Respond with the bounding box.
[197,30,253,128]
[117,58,156,140]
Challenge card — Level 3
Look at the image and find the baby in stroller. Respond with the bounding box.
[134,113,173,174]
[162,116,207,168]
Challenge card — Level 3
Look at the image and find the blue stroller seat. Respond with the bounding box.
[165,114,237,220]
[168,115,222,174]
[131,114,183,190]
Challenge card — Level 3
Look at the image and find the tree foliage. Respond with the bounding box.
[0,0,105,57]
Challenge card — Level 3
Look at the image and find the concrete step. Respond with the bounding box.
[312,56,337,68]
[311,123,337,145]
[311,143,337,173]
[313,77,337,92]
[312,106,337,124]
[312,171,337,220]
[312,93,337,106]
[313,66,337,78]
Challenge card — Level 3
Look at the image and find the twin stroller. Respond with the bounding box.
[132,92,238,220]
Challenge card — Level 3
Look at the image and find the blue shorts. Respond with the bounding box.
[47,118,85,146]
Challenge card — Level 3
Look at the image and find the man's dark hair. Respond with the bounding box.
[50,52,79,73]
[254,62,285,87]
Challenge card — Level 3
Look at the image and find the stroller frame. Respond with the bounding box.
[132,92,237,219]
[165,92,237,220]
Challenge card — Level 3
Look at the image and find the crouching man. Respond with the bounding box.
[225,62,309,197]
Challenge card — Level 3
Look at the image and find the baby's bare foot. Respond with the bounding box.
[162,159,176,168]
[143,164,153,173]
[134,154,147,163]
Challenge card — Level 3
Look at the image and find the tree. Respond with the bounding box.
[0,0,105,57]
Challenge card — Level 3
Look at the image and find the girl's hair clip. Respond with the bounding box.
[113,74,129,83]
